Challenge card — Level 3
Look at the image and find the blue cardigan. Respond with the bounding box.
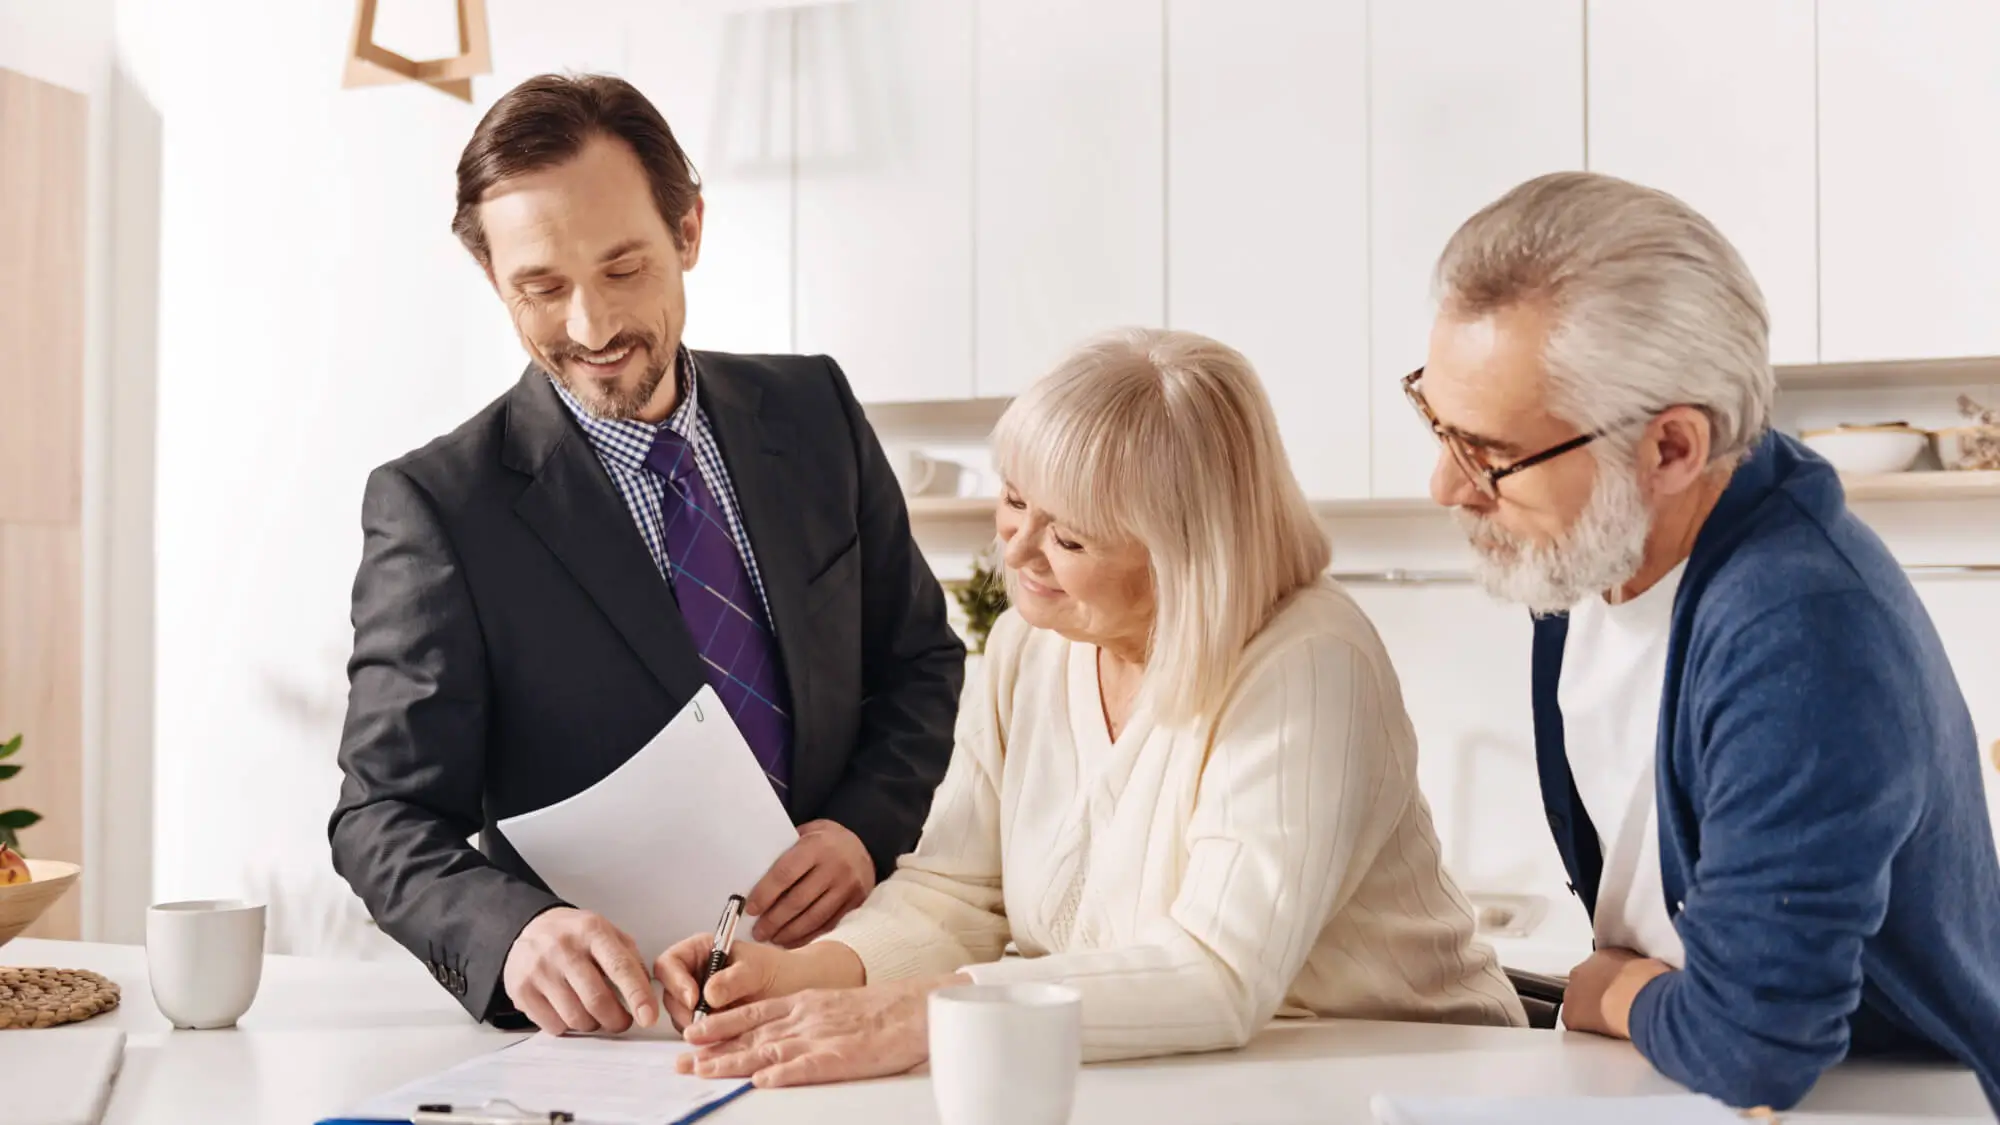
[1529,432,2000,1112]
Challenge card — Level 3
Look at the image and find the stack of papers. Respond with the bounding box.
[1371,1093,1744,1124]
[335,1035,748,1125]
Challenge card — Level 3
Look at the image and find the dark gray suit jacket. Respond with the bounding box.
[329,351,965,1024]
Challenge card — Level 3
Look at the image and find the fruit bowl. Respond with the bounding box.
[0,859,80,947]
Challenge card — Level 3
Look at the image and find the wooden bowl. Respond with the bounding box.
[0,859,80,947]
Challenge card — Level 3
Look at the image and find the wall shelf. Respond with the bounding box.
[906,496,996,524]
[1842,470,2000,502]
[1777,355,2000,392]
[912,474,2000,526]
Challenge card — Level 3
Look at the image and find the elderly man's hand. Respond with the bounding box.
[1560,947,1672,1039]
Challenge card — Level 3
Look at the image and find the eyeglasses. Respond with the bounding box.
[1402,367,1605,500]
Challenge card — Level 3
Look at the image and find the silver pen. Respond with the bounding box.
[411,1100,574,1124]
[692,894,746,1019]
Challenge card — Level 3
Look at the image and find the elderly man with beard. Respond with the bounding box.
[330,74,963,1035]
[1406,171,2000,1114]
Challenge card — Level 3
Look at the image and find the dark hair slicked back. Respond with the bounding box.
[452,73,701,264]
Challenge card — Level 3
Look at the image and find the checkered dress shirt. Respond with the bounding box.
[547,348,772,618]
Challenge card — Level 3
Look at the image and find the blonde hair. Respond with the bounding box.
[1434,171,1774,469]
[991,328,1330,727]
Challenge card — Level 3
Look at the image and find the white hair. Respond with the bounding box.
[991,328,1331,727]
[1433,171,1776,470]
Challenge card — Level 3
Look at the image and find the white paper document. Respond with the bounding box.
[343,1034,747,1125]
[1371,1093,1742,1125]
[496,684,797,960]
[0,1028,125,1125]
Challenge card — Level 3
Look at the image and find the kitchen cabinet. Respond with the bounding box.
[1167,0,1371,500]
[1586,0,1818,367]
[1367,0,1586,500]
[793,0,975,402]
[974,0,1163,398]
[625,3,796,356]
[1818,0,2000,363]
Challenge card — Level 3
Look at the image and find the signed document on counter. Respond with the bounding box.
[338,1035,749,1125]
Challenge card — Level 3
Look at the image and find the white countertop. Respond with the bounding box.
[1,938,1989,1124]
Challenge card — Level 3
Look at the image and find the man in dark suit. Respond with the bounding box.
[329,73,965,1035]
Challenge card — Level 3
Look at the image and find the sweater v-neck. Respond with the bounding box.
[1065,641,1152,813]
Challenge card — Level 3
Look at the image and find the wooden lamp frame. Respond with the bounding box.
[342,0,493,103]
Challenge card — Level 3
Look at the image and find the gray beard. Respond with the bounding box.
[1456,458,1652,615]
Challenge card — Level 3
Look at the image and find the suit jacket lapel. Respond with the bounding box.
[698,357,820,816]
[502,367,709,710]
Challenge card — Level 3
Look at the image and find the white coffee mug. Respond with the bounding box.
[928,982,1082,1125]
[146,899,266,1029]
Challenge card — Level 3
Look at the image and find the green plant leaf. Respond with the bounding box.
[0,828,15,852]
[0,809,41,830]
[0,734,20,760]
[0,764,18,781]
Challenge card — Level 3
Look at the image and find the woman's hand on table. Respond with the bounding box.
[654,937,867,1031]
[674,973,968,1087]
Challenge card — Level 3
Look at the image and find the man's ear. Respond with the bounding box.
[676,196,706,271]
[1641,405,1715,497]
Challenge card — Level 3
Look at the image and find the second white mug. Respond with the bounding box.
[145,899,266,1030]
[887,448,965,498]
[928,982,1082,1125]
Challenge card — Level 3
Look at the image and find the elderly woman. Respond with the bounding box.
[657,329,1524,1086]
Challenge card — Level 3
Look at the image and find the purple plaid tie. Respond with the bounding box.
[642,429,792,795]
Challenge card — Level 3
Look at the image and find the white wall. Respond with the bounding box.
[140,0,491,912]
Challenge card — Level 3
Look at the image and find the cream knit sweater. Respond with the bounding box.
[824,577,1527,1061]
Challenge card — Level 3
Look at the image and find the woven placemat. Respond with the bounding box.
[0,966,121,1029]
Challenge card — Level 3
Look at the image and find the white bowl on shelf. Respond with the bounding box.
[1800,424,1929,475]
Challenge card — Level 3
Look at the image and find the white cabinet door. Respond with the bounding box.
[625,2,796,356]
[1587,0,1817,367]
[1368,0,1585,499]
[793,0,974,402]
[1819,1,2000,362]
[975,0,1164,397]
[1167,1,1371,500]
